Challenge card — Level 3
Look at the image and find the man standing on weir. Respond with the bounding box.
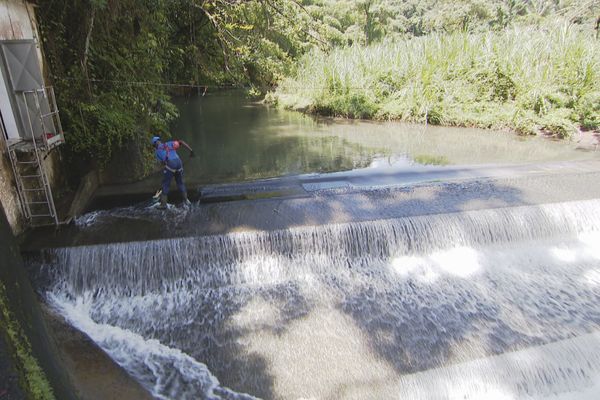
[152,135,195,208]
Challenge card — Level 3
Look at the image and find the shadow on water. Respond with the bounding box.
[290,181,529,374]
[24,171,531,250]
[192,283,315,399]
[321,193,600,398]
[21,95,600,399]
[27,178,536,398]
[25,170,600,399]
[200,181,597,398]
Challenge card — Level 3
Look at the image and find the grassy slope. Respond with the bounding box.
[272,22,600,137]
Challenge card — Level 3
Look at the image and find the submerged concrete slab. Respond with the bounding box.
[93,160,600,207]
[202,159,600,197]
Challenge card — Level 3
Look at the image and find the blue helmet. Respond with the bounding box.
[151,136,161,145]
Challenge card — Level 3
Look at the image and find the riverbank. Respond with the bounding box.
[270,24,600,138]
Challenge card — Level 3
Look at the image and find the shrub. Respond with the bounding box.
[540,109,579,138]
[576,92,600,130]
[271,22,600,137]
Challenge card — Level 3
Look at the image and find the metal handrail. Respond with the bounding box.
[13,86,63,225]
[20,86,64,150]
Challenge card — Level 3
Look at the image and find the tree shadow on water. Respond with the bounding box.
[184,178,532,398]
[28,169,600,399]
[323,183,600,397]
[146,281,315,400]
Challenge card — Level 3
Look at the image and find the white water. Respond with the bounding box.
[47,292,256,400]
[355,331,600,400]
[42,199,600,399]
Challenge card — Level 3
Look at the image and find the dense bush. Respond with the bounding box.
[272,22,600,137]
[34,0,600,179]
[36,0,323,173]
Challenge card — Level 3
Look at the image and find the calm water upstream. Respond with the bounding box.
[165,91,597,185]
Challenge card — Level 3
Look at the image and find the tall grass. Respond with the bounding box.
[271,23,600,137]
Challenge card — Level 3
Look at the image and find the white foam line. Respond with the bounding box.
[47,199,600,296]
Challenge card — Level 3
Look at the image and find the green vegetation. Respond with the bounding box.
[413,154,450,166]
[268,0,600,137]
[272,23,600,137]
[35,0,600,177]
[298,0,599,45]
[0,282,54,400]
[37,0,322,172]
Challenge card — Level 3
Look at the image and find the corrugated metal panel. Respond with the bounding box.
[0,1,51,143]
[0,40,54,141]
[0,56,20,140]
[1,40,43,91]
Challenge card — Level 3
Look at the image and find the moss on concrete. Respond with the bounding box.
[0,282,54,400]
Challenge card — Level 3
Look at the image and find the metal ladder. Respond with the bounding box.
[7,144,59,226]
[3,86,64,227]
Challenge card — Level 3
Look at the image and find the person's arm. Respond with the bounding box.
[178,140,195,157]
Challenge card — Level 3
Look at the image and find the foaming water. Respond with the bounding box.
[47,292,256,400]
[41,199,600,399]
[354,332,600,400]
[48,200,600,296]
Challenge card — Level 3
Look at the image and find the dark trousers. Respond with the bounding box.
[162,168,186,195]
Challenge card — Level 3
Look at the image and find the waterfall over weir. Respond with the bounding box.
[41,199,600,400]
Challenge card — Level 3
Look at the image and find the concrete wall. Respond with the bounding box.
[0,0,62,235]
[0,202,78,400]
[0,130,23,231]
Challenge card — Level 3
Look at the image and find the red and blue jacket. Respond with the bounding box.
[155,141,183,171]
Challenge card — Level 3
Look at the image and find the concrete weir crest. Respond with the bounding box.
[29,197,600,400]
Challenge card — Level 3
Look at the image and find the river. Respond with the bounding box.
[28,92,600,400]
[159,91,598,185]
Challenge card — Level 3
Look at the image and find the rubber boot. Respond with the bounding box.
[182,191,191,205]
[158,194,168,209]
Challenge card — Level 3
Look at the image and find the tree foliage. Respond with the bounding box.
[34,0,600,175]
[300,0,599,45]
[273,22,600,137]
[35,0,322,172]
[272,1,600,137]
